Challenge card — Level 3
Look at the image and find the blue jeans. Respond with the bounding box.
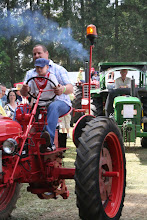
[46,100,70,145]
[13,101,70,146]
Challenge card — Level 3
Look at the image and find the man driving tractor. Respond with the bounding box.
[20,44,73,151]
[105,69,131,117]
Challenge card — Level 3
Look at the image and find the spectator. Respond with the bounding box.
[92,72,100,81]
[0,84,7,104]
[91,67,95,78]
[0,87,5,107]
[77,67,84,83]
[4,90,18,119]
[20,44,73,150]
[60,113,71,139]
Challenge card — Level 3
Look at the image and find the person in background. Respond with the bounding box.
[92,71,100,81]
[0,87,5,107]
[0,84,7,104]
[4,90,18,119]
[90,67,95,79]
[20,44,73,150]
[0,87,7,116]
[115,69,131,89]
[77,67,84,83]
[60,113,71,139]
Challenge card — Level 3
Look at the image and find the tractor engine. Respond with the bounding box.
[114,96,141,142]
[0,116,22,143]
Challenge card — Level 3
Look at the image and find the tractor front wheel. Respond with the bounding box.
[0,183,21,219]
[75,117,126,220]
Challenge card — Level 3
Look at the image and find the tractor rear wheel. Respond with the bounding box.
[0,183,21,219]
[91,97,103,116]
[75,117,126,220]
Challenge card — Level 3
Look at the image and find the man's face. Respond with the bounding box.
[0,86,6,97]
[33,46,49,60]
[36,65,48,76]
[120,70,128,80]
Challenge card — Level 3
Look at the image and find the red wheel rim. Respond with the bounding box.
[0,183,17,211]
[99,132,124,218]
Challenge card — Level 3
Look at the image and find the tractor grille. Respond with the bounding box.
[82,83,97,98]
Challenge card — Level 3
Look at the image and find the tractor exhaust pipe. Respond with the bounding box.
[131,76,135,97]
[85,61,89,83]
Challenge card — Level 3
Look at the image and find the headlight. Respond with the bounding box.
[3,138,18,154]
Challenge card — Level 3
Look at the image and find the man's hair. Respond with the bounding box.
[120,69,128,74]
[33,44,48,52]
[0,83,6,87]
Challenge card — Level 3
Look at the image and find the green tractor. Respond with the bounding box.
[90,62,147,148]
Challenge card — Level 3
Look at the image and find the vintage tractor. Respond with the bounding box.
[70,52,99,126]
[0,24,126,220]
[90,62,147,147]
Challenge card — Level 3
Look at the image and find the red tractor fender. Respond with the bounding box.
[72,114,95,147]
[0,116,22,142]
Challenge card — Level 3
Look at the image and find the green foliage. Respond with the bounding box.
[0,0,146,87]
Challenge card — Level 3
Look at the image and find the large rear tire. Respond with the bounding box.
[0,183,21,219]
[75,117,126,220]
[91,97,103,116]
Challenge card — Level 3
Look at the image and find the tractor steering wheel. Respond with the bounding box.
[26,76,56,101]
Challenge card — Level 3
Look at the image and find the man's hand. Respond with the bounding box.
[54,83,73,96]
[20,84,30,97]
[54,84,65,96]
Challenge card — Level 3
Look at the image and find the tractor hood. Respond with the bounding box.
[0,116,22,142]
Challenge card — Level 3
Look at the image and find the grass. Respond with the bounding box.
[11,130,147,220]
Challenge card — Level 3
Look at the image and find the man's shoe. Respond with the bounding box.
[46,144,56,152]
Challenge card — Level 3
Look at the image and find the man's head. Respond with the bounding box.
[91,67,95,74]
[33,44,49,61]
[34,58,49,76]
[0,87,2,99]
[0,84,6,97]
[120,69,128,80]
[79,67,84,72]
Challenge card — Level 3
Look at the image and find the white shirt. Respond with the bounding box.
[30,72,58,106]
[115,77,131,89]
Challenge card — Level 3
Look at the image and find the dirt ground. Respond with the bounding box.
[11,138,147,220]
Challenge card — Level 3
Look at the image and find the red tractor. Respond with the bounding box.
[0,25,126,220]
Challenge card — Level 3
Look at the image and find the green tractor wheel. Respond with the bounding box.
[75,117,126,220]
